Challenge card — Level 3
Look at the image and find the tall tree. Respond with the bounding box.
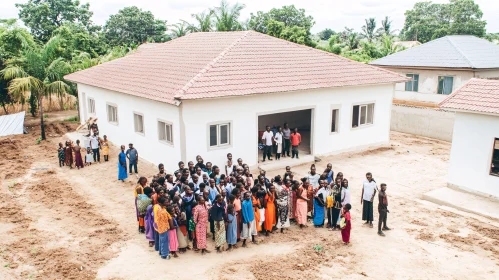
[0,36,71,140]
[170,22,189,38]
[212,0,245,31]
[361,18,377,42]
[401,0,486,43]
[185,11,214,32]
[318,28,335,41]
[104,6,168,47]
[377,16,396,36]
[16,0,96,42]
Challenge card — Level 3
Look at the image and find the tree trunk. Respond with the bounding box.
[1,102,7,114]
[39,95,46,140]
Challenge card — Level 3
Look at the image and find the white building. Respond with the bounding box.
[65,31,406,171]
[371,36,499,104]
[439,79,499,198]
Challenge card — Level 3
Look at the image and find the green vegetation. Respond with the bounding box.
[64,115,79,122]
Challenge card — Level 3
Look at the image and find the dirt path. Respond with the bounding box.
[1,122,498,279]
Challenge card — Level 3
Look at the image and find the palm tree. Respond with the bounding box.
[376,16,398,36]
[379,35,403,57]
[212,0,245,31]
[170,22,189,38]
[0,36,70,140]
[185,11,214,32]
[361,18,377,42]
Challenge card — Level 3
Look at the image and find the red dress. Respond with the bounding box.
[193,205,208,249]
[341,211,351,243]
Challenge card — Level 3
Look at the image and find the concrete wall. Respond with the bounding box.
[181,84,394,168]
[448,112,499,197]
[384,67,499,103]
[391,104,455,141]
[77,84,181,171]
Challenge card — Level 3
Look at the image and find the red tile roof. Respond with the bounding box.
[65,31,408,105]
[439,78,499,115]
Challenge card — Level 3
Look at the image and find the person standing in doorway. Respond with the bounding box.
[126,143,139,175]
[282,123,291,158]
[290,128,302,159]
[378,183,390,236]
[274,126,283,160]
[89,134,101,163]
[361,172,377,228]
[261,126,274,162]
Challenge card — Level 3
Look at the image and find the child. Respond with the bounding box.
[225,153,233,176]
[340,203,352,244]
[58,143,65,167]
[85,148,94,166]
[226,204,238,250]
[167,206,179,258]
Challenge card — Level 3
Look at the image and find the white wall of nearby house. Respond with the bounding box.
[382,68,499,103]
[180,84,394,168]
[77,84,181,171]
[448,112,499,198]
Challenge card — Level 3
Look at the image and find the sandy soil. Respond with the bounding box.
[1,118,498,280]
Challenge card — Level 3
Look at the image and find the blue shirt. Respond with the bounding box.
[208,186,219,203]
[241,199,254,224]
[326,170,334,184]
[126,148,138,163]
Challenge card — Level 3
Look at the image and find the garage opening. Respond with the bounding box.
[257,109,312,162]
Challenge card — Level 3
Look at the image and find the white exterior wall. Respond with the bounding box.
[448,112,499,197]
[77,85,181,171]
[180,84,393,169]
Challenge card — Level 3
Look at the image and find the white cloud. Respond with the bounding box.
[1,0,498,33]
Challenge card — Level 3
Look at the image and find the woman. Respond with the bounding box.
[145,203,155,247]
[101,135,110,161]
[341,179,351,207]
[181,186,196,241]
[295,180,309,228]
[135,177,148,233]
[193,196,210,254]
[212,194,226,252]
[226,204,237,250]
[174,205,189,253]
[341,203,352,244]
[304,178,314,217]
[167,206,179,258]
[244,169,253,189]
[276,181,290,233]
[264,185,276,235]
[274,126,283,160]
[73,140,84,169]
[330,178,342,230]
[139,187,153,245]
[64,141,73,168]
[118,145,127,181]
[232,188,242,240]
[155,196,172,259]
[313,180,327,227]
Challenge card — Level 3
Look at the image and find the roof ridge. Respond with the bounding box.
[445,36,475,68]
[174,31,250,100]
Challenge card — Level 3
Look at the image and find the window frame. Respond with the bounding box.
[330,106,341,134]
[405,73,419,92]
[437,76,454,95]
[207,121,232,150]
[133,112,145,136]
[157,119,174,146]
[351,102,375,129]
[106,102,118,125]
[88,97,96,114]
[490,138,499,177]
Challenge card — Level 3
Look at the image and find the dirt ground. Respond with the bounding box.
[1,116,498,280]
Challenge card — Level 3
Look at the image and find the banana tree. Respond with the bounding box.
[0,36,70,140]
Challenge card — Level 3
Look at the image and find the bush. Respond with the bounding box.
[64,116,79,122]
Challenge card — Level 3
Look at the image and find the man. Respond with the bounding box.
[205,162,213,175]
[361,172,377,228]
[189,174,201,192]
[282,123,291,158]
[165,174,175,190]
[290,128,301,159]
[126,143,138,175]
[157,163,166,179]
[241,192,258,247]
[378,183,390,236]
[89,134,100,163]
[174,161,184,176]
[261,125,274,162]
[207,179,220,204]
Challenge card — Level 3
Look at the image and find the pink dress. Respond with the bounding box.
[193,205,209,249]
[169,218,179,252]
[296,187,308,225]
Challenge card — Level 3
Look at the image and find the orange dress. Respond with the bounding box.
[252,195,261,231]
[264,193,276,231]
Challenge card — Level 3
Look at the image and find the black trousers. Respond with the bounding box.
[263,145,272,160]
[92,148,100,162]
[331,208,341,228]
[129,162,138,173]
[378,209,387,231]
[283,139,291,156]
[362,200,374,222]
[292,145,299,158]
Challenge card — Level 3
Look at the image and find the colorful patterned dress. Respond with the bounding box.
[193,205,209,249]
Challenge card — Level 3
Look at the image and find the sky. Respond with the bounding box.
[1,0,499,34]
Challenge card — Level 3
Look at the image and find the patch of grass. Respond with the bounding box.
[64,116,79,122]
[313,244,324,252]
[3,263,9,268]
[43,114,48,118]
[8,181,16,192]
[35,136,42,144]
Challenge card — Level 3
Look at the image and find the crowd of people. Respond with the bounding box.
[133,153,391,260]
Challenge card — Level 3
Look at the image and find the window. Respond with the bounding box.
[405,74,419,92]
[491,138,499,177]
[134,113,144,134]
[88,98,95,114]
[107,104,118,123]
[331,109,339,133]
[437,76,454,95]
[158,121,173,144]
[209,123,230,147]
[352,103,374,128]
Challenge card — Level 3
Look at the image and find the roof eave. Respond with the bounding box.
[370,65,499,71]
[439,107,499,117]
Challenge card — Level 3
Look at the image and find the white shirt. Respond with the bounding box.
[341,187,351,205]
[274,132,283,144]
[261,131,274,146]
[362,180,377,201]
[307,174,321,189]
[89,136,99,149]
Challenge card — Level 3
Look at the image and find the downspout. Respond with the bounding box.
[176,99,187,162]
